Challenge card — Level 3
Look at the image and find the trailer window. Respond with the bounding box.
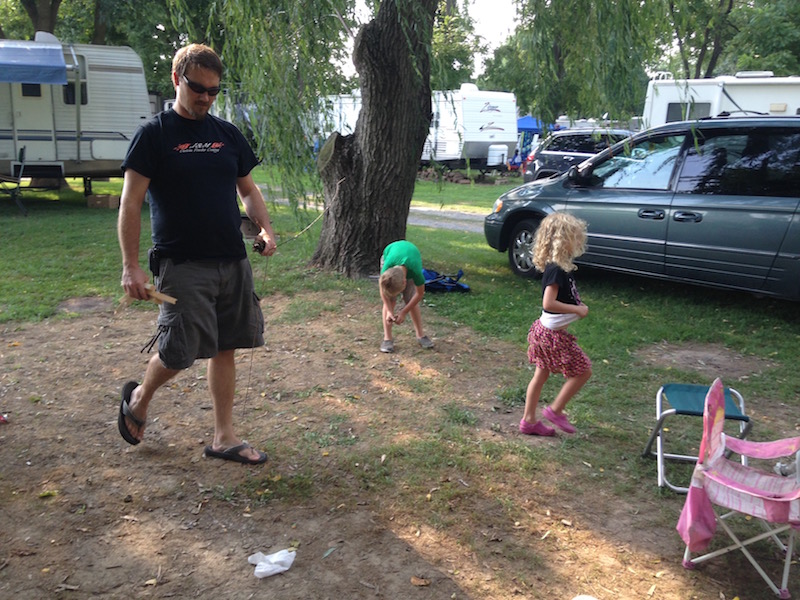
[21,83,41,97]
[666,102,711,123]
[63,82,88,105]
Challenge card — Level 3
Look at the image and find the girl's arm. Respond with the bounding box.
[543,284,589,318]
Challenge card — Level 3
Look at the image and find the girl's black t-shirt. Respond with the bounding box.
[541,263,581,312]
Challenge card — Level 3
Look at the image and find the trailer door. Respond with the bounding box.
[10,82,57,161]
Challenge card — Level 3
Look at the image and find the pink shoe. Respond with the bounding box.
[543,406,576,434]
[519,418,556,436]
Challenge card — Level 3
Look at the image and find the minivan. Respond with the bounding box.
[485,116,800,300]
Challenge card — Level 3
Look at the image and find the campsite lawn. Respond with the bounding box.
[1,175,798,599]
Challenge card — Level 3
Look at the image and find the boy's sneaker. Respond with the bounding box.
[519,418,556,436]
[380,340,394,353]
[417,335,434,349]
[543,406,576,434]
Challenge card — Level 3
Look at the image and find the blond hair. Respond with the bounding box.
[380,266,406,296]
[172,43,223,79]
[532,212,587,273]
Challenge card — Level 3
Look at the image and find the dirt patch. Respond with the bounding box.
[0,293,796,599]
[636,341,776,381]
[57,296,115,315]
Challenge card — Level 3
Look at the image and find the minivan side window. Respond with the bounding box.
[676,130,800,197]
[590,134,685,190]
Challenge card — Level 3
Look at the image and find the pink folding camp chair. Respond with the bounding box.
[677,378,800,598]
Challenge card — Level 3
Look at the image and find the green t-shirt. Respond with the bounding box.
[380,240,425,286]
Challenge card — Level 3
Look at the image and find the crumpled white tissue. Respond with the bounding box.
[248,549,296,578]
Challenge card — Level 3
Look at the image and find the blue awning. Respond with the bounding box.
[0,39,67,85]
[517,115,544,133]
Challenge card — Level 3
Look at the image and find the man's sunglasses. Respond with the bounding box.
[181,74,221,96]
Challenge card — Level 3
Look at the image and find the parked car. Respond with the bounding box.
[484,116,800,301]
[523,128,633,182]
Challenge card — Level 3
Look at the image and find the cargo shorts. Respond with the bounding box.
[152,258,264,370]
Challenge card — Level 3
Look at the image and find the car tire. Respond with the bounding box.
[508,219,540,278]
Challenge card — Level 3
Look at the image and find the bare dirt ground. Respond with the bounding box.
[1,292,797,599]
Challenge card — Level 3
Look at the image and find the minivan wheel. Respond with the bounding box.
[508,219,540,278]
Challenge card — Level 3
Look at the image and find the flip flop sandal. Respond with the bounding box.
[118,381,145,445]
[204,443,268,465]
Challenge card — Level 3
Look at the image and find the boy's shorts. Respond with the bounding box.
[153,258,264,370]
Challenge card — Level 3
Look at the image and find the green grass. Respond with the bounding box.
[410,176,520,213]
[3,176,799,447]
[5,174,798,599]
[249,163,522,214]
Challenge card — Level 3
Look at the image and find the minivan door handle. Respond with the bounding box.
[637,209,665,220]
[673,211,703,223]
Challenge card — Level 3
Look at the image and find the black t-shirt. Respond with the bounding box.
[122,109,259,261]
[541,263,581,312]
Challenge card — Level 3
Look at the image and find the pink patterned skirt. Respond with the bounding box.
[527,320,591,377]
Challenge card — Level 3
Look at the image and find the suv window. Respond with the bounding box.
[547,134,593,153]
[591,134,685,190]
[676,129,800,197]
[546,132,628,154]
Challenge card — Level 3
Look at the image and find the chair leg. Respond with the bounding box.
[685,513,794,599]
[779,528,795,599]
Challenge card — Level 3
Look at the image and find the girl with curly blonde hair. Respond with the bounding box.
[520,212,592,436]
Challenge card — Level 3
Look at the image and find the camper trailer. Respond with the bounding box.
[320,84,518,170]
[642,72,800,129]
[423,84,518,169]
[0,32,152,189]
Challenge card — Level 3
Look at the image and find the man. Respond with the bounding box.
[117,43,277,465]
[378,240,434,353]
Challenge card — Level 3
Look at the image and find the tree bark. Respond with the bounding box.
[311,0,437,278]
[92,0,108,45]
[20,0,62,33]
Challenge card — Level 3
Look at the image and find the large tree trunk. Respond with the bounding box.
[20,0,62,33]
[311,0,437,278]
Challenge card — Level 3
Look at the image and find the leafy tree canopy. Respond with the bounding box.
[430,0,485,90]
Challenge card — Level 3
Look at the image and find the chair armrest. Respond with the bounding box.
[724,434,800,460]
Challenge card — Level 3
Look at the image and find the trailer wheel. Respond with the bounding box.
[508,219,540,278]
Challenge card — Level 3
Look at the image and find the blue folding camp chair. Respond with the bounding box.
[642,382,752,493]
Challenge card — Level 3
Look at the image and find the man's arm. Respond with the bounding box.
[118,168,151,300]
[237,173,277,256]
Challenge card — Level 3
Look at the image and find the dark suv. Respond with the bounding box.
[485,116,800,300]
[523,128,633,182]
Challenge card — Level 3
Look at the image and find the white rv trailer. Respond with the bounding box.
[642,72,800,129]
[320,84,518,170]
[0,32,151,187]
[423,83,518,169]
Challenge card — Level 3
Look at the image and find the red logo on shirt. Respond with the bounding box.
[173,142,225,153]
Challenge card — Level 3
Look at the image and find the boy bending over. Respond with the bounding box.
[379,240,434,353]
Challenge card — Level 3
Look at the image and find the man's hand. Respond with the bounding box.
[255,233,277,256]
[121,265,150,300]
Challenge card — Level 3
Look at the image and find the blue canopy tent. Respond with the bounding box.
[517,115,547,158]
[0,39,67,84]
[517,115,544,134]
